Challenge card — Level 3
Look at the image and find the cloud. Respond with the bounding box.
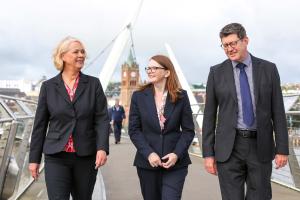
[0,0,299,83]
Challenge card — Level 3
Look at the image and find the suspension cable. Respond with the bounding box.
[83,25,128,71]
[129,25,137,62]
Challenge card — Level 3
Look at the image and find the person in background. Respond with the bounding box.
[202,23,289,200]
[108,105,113,135]
[129,55,195,200]
[110,99,125,144]
[28,36,110,200]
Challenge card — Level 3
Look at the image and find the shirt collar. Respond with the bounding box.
[232,52,252,69]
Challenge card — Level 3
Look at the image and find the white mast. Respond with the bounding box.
[165,43,203,128]
[99,0,143,91]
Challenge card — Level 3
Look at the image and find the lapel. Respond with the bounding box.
[163,93,175,127]
[251,55,261,105]
[72,72,88,104]
[223,60,238,103]
[143,87,161,132]
[54,72,88,105]
[54,73,72,104]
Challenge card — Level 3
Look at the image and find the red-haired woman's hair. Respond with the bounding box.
[139,55,182,103]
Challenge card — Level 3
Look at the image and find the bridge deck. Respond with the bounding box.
[20,137,300,200]
[102,137,300,200]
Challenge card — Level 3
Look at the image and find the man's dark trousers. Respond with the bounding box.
[113,121,122,143]
[217,135,272,200]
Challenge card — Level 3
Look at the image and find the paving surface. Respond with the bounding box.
[101,137,300,200]
[19,136,300,200]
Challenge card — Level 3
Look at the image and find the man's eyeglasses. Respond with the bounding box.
[145,66,166,73]
[220,39,241,49]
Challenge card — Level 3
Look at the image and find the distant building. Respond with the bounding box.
[120,50,140,125]
[191,88,206,103]
[105,82,121,98]
[0,80,32,93]
[0,76,46,97]
[0,88,26,98]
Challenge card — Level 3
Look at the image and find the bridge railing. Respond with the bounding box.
[1,93,299,198]
[0,95,41,200]
[190,95,300,192]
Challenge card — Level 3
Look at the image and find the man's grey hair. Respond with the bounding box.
[219,23,247,39]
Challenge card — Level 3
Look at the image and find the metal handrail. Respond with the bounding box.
[0,118,14,123]
[0,95,39,200]
[189,95,300,192]
[1,93,299,198]
[0,95,37,104]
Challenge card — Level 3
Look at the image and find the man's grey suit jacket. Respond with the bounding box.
[202,55,289,162]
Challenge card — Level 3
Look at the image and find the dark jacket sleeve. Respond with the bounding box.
[271,65,289,155]
[29,82,49,163]
[202,67,218,158]
[121,106,126,119]
[128,92,154,160]
[173,91,195,159]
[94,79,110,154]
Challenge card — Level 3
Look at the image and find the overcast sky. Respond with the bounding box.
[1,0,300,84]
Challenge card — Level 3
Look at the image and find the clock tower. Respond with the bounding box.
[120,50,140,124]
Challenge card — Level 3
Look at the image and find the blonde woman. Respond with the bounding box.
[29,36,109,200]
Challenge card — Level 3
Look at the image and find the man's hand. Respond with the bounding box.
[161,153,178,169]
[29,163,40,180]
[148,152,162,168]
[275,154,288,169]
[95,150,107,169]
[204,157,217,175]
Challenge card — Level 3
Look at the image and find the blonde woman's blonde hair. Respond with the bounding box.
[52,36,85,71]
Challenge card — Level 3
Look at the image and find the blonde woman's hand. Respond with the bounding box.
[29,163,40,180]
[95,150,107,169]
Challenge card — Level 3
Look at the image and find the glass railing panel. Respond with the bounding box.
[23,102,37,114]
[2,99,27,117]
[8,119,35,198]
[0,122,12,167]
[0,104,11,119]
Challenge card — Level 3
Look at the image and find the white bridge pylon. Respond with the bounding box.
[165,43,203,129]
[99,0,143,92]
[97,0,203,130]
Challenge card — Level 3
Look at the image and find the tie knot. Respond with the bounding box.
[236,63,246,70]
